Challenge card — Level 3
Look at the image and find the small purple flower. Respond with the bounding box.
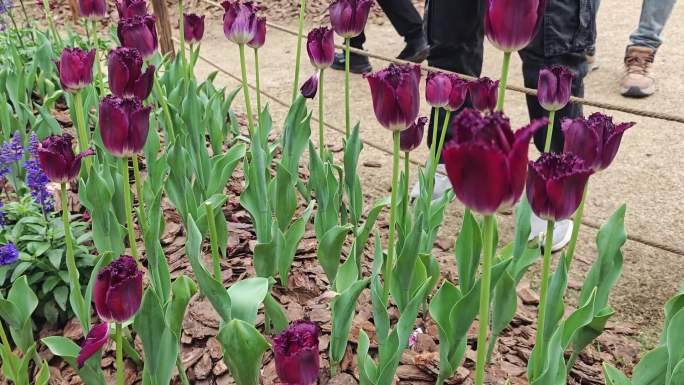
[0,242,19,266]
[300,73,319,99]
[408,327,423,348]
[273,321,320,385]
[24,134,54,213]
[400,116,427,152]
[0,201,6,228]
[1,131,25,165]
[77,323,110,368]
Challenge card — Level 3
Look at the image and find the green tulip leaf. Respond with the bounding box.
[217,319,270,385]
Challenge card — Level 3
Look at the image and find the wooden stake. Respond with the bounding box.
[150,0,175,56]
[69,0,79,22]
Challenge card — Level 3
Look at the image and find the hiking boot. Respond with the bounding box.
[397,36,429,63]
[620,46,655,97]
[331,51,373,74]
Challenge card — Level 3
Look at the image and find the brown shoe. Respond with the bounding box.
[620,46,655,97]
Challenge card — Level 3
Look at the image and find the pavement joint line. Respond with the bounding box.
[198,0,684,125]
[173,38,684,259]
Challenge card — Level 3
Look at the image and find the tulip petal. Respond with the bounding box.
[99,97,129,157]
[93,269,114,321]
[601,121,634,171]
[77,323,110,368]
[127,105,151,154]
[506,118,546,207]
[134,65,155,100]
[562,118,600,170]
[37,148,68,183]
[108,52,131,98]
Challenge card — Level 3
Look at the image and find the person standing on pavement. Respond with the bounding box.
[620,0,677,97]
[330,0,429,74]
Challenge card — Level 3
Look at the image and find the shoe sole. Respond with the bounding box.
[330,62,373,74]
[620,85,655,98]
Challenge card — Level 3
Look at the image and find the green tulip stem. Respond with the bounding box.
[403,152,410,218]
[73,91,92,171]
[115,323,124,385]
[178,0,187,71]
[254,47,262,121]
[61,182,88,334]
[120,157,140,265]
[474,214,495,385]
[384,131,401,300]
[42,0,62,48]
[176,353,191,385]
[0,304,18,380]
[534,219,556,378]
[344,37,351,138]
[205,202,221,281]
[6,8,26,51]
[131,155,147,234]
[238,43,255,136]
[318,69,325,157]
[152,72,175,142]
[427,109,452,201]
[89,20,105,97]
[495,51,511,112]
[17,0,30,29]
[543,110,556,153]
[291,0,306,103]
[564,183,588,267]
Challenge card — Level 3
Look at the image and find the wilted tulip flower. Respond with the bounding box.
[108,47,155,100]
[56,48,96,93]
[443,109,546,214]
[307,27,335,69]
[400,116,427,152]
[526,152,592,221]
[365,63,421,131]
[484,0,545,52]
[247,17,266,48]
[76,323,109,368]
[37,134,95,183]
[117,15,158,59]
[183,13,205,44]
[300,73,319,99]
[99,96,151,157]
[78,0,107,19]
[468,77,499,112]
[93,256,143,323]
[273,321,320,385]
[329,0,373,38]
[115,0,147,17]
[222,0,259,45]
[537,65,574,112]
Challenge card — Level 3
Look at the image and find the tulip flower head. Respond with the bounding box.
[77,323,110,368]
[273,321,320,385]
[306,26,335,69]
[329,0,373,38]
[562,112,635,172]
[537,65,574,112]
[484,0,546,52]
[115,0,147,17]
[444,74,469,112]
[78,0,107,19]
[0,243,19,266]
[425,72,451,108]
[108,47,155,100]
[56,48,96,93]
[117,15,158,59]
[184,13,206,44]
[222,0,259,45]
[526,152,592,221]
[443,109,547,214]
[247,17,266,49]
[99,96,152,157]
[468,77,499,113]
[37,134,94,183]
[300,72,319,99]
[400,116,427,152]
[93,256,143,323]
[365,63,422,132]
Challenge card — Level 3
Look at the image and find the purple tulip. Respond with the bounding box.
[37,134,94,183]
[77,323,109,368]
[365,63,421,132]
[222,0,259,45]
[117,15,158,59]
[300,73,319,99]
[78,0,107,19]
[468,77,499,113]
[108,47,155,100]
[93,256,143,323]
[99,96,151,158]
[400,116,427,152]
[183,13,205,44]
[247,17,266,48]
[56,48,96,93]
[425,72,451,108]
[306,27,335,70]
[444,74,469,112]
[273,321,320,385]
[115,0,147,17]
[562,113,635,172]
[484,0,546,52]
[443,109,547,214]
[526,152,592,221]
[537,65,574,111]
[329,0,373,39]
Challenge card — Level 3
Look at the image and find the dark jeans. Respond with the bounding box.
[350,0,424,49]
[425,0,595,154]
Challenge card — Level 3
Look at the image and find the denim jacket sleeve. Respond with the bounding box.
[538,0,598,56]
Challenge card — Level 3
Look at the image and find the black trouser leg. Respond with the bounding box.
[377,0,424,42]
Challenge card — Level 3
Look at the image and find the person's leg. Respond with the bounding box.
[628,0,677,51]
[376,0,423,42]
